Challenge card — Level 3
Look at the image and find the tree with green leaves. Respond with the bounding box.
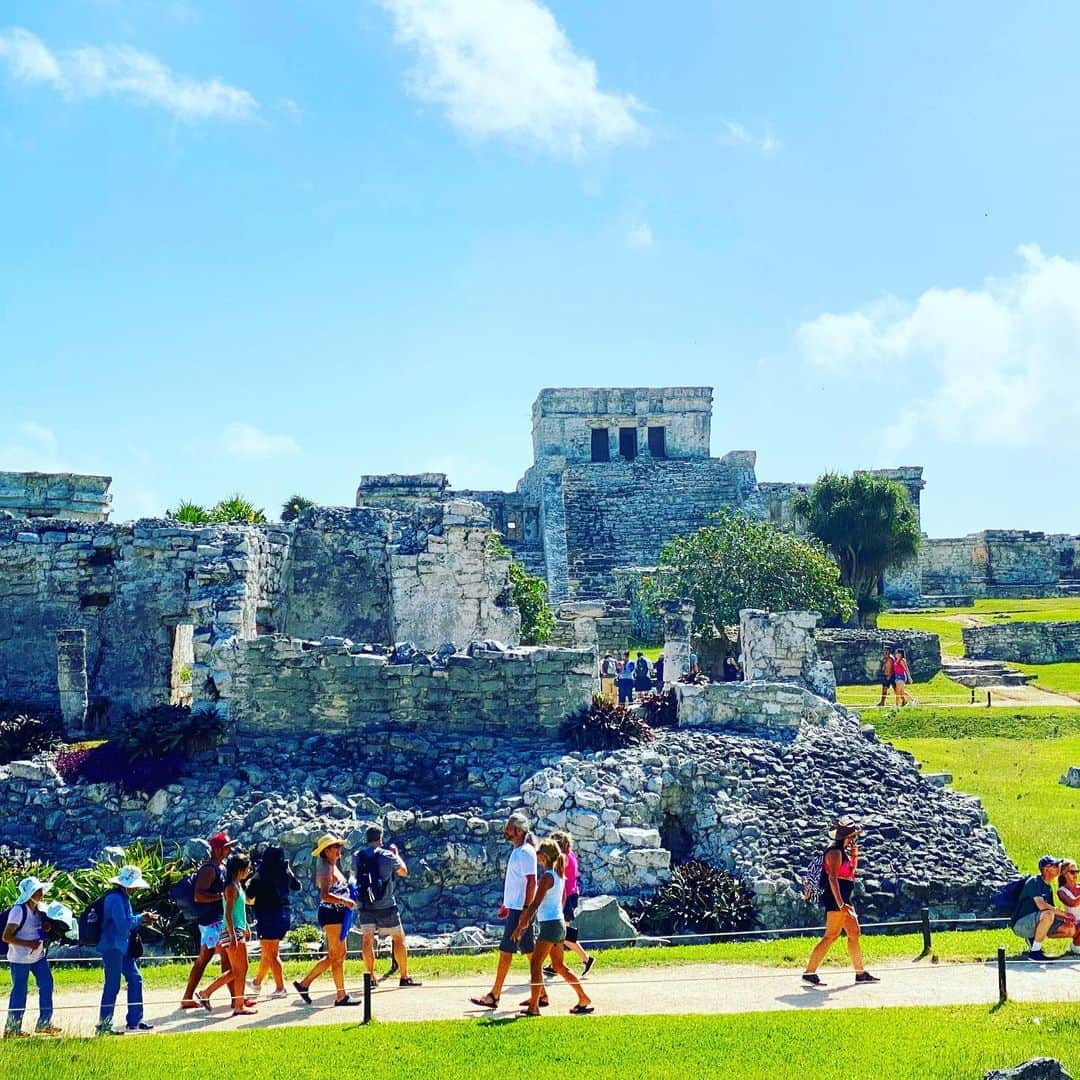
[793,472,921,627]
[486,534,555,646]
[281,494,316,522]
[640,510,855,640]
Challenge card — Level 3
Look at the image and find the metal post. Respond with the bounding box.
[920,907,931,955]
[997,946,1007,1004]
[970,687,975,705]
[987,690,992,707]
[363,972,372,1024]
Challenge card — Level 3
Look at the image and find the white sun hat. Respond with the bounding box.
[43,900,78,938]
[110,865,150,890]
[15,876,53,905]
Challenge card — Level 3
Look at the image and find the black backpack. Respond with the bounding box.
[0,904,29,958]
[635,657,650,678]
[992,876,1031,921]
[77,893,111,947]
[353,849,391,908]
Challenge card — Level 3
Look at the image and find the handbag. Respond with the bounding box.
[128,928,144,960]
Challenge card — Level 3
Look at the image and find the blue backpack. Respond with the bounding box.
[77,894,110,947]
[992,876,1030,919]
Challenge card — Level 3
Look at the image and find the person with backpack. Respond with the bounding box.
[196,853,257,1016]
[1010,855,1075,961]
[616,652,635,705]
[801,820,879,986]
[633,652,652,699]
[180,831,236,1010]
[293,835,359,1007]
[876,646,895,707]
[353,824,421,988]
[599,653,618,704]
[248,845,302,998]
[3,875,60,1038]
[96,865,160,1035]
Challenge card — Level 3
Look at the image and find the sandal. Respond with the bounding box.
[519,1008,541,1017]
[569,1004,594,1015]
[230,1008,258,1017]
[469,993,499,1009]
[293,981,312,1005]
[194,991,212,1013]
[519,997,549,1008]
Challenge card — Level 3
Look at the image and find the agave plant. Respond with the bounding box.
[169,500,212,525]
[210,494,267,524]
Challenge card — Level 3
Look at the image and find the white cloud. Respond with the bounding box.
[720,119,779,155]
[278,96,301,122]
[0,26,257,121]
[624,219,653,250]
[0,422,70,472]
[378,0,645,158]
[796,245,1080,448]
[220,423,299,459]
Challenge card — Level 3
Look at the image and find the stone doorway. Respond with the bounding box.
[169,624,194,706]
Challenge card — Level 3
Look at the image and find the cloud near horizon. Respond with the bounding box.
[220,423,299,459]
[378,0,645,158]
[796,244,1080,449]
[0,26,257,121]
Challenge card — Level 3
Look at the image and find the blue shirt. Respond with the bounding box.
[98,889,143,955]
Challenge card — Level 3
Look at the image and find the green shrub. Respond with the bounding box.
[285,923,323,950]
[170,500,212,525]
[629,860,755,936]
[210,494,267,524]
[117,704,225,760]
[0,705,64,765]
[281,494,316,522]
[639,688,678,728]
[0,845,56,909]
[486,533,555,645]
[560,696,654,751]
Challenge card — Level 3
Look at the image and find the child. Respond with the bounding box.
[197,853,256,1016]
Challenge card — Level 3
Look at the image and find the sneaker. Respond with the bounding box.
[35,1024,63,1036]
[267,988,289,999]
[1027,950,1056,962]
[801,973,823,986]
[582,955,595,977]
[854,971,880,983]
[543,965,557,978]
[3,1030,28,1040]
[95,1025,123,1036]
[334,995,360,1006]
[125,1023,154,1032]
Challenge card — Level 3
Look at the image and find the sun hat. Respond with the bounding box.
[42,901,78,938]
[15,876,53,905]
[208,831,237,850]
[311,834,346,858]
[110,865,150,890]
[829,818,858,842]
[1038,854,1062,871]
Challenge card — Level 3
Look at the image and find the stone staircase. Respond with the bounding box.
[940,657,1035,688]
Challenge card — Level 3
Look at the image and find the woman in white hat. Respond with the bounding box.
[3,875,60,1038]
[96,865,160,1035]
[293,835,358,1007]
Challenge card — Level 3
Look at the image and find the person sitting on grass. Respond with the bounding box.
[197,853,256,1016]
[514,839,593,1017]
[1011,855,1076,961]
[1055,859,1080,956]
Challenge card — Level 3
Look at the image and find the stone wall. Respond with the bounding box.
[0,471,113,522]
[922,531,1061,598]
[675,681,836,733]
[739,609,836,701]
[560,454,762,598]
[816,628,942,685]
[962,621,1080,664]
[197,636,596,752]
[550,600,631,658]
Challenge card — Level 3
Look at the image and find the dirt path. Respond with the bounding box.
[29,957,1080,1037]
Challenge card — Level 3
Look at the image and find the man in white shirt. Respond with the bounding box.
[469,811,536,1010]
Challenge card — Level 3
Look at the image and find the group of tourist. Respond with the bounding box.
[877,646,915,706]
[600,651,664,705]
[1009,855,1080,960]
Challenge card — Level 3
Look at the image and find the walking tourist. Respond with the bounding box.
[599,652,618,704]
[617,653,635,705]
[1010,855,1075,960]
[654,653,665,691]
[802,820,879,986]
[353,824,421,988]
[514,839,593,1016]
[248,845,302,998]
[181,831,236,1009]
[3,875,59,1038]
[633,651,652,698]
[877,646,895,706]
[469,811,537,1010]
[197,853,256,1016]
[96,865,160,1035]
[293,835,358,1006]
[545,831,594,977]
[892,649,912,706]
[1055,859,1080,955]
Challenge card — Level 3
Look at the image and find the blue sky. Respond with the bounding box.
[2,1,1079,535]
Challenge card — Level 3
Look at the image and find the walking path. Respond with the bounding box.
[32,956,1080,1037]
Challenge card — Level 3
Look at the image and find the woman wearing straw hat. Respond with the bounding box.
[801,820,879,987]
[293,835,359,1007]
[97,865,160,1035]
[3,875,60,1038]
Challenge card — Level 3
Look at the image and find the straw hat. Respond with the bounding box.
[311,834,346,858]
[110,865,150,890]
[15,876,52,906]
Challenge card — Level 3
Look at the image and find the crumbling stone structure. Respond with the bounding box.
[739,609,836,701]
[0,471,112,522]
[816,628,942,685]
[921,530,1071,600]
[549,599,631,657]
[962,621,1080,665]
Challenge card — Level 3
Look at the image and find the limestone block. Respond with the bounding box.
[1060,767,1080,789]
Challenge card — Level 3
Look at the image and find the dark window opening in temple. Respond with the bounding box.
[647,426,666,458]
[591,428,610,462]
[619,427,637,461]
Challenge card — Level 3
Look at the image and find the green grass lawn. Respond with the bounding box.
[1015,661,1080,699]
[2,1005,1078,1080]
[837,671,975,707]
[870,707,1080,741]
[889,734,1080,873]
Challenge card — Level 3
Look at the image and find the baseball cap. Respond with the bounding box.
[208,832,237,849]
[1038,854,1061,871]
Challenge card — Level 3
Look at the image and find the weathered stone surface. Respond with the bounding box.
[574,895,637,944]
[816,628,942,685]
[985,1059,1073,1080]
[740,610,836,702]
[0,471,112,522]
[963,621,1080,664]
[1061,767,1080,789]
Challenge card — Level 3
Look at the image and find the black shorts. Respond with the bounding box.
[881,678,894,689]
[562,894,579,922]
[255,908,291,940]
[499,909,535,954]
[317,903,347,927]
